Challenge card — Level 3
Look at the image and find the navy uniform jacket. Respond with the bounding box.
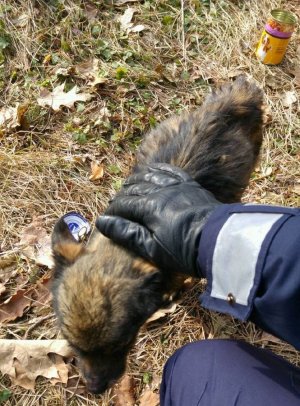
[198,204,300,350]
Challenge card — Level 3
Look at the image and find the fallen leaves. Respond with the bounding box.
[130,24,145,33]
[0,104,28,134]
[0,274,52,323]
[0,339,72,390]
[261,332,283,344]
[75,58,98,79]
[37,84,92,111]
[74,58,108,86]
[119,8,135,30]
[261,166,273,178]
[0,230,52,324]
[53,58,108,87]
[0,255,19,299]
[89,161,105,181]
[146,302,177,323]
[19,217,54,269]
[118,8,145,33]
[115,375,135,406]
[253,166,274,181]
[281,91,297,107]
[0,289,31,323]
[83,2,99,21]
[139,389,160,406]
[114,374,159,406]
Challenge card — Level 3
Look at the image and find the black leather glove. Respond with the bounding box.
[96,164,221,277]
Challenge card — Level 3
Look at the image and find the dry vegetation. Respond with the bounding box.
[0,0,299,404]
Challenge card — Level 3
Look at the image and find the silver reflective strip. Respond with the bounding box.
[211,213,283,305]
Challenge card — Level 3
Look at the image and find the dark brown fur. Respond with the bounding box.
[51,76,264,394]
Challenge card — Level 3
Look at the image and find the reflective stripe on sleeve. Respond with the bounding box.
[211,213,283,305]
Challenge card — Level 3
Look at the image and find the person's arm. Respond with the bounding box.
[197,203,300,349]
[96,164,300,349]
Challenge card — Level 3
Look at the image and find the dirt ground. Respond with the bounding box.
[0,0,299,404]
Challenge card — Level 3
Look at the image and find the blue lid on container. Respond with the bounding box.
[62,212,91,241]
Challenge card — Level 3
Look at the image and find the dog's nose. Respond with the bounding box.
[86,377,108,394]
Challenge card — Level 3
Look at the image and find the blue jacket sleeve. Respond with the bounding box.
[197,204,300,350]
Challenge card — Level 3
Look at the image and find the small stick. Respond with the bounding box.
[181,0,187,69]
[23,314,54,339]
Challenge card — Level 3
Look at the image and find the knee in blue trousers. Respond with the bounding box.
[160,339,300,406]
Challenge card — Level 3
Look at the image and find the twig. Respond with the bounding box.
[23,314,54,339]
[181,0,187,69]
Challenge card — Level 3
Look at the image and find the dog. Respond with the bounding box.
[51,76,264,394]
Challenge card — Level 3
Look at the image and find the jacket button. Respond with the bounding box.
[227,293,235,305]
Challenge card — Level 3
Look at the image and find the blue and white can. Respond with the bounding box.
[62,212,91,241]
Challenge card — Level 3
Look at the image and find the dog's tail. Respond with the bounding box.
[137,76,264,203]
[199,75,264,157]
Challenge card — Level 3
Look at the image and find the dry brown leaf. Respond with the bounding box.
[37,84,92,111]
[139,389,159,406]
[19,218,48,246]
[0,257,19,298]
[31,274,52,307]
[75,59,108,87]
[0,104,28,134]
[0,339,72,391]
[118,8,136,30]
[0,289,32,323]
[254,166,274,180]
[0,273,52,323]
[75,58,99,80]
[118,8,144,32]
[90,76,108,87]
[48,353,70,385]
[261,332,283,344]
[94,107,111,128]
[54,66,73,77]
[130,24,145,32]
[261,166,273,178]
[281,91,297,107]
[89,162,105,181]
[83,2,99,21]
[146,302,177,323]
[19,217,54,268]
[114,374,135,406]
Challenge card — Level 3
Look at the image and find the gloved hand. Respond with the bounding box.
[96,164,221,277]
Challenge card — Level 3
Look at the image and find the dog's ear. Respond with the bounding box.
[141,270,163,290]
[136,268,164,317]
[52,217,85,271]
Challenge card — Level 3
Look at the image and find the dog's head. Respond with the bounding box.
[51,218,164,394]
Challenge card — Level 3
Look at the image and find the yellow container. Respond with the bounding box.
[256,9,297,65]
